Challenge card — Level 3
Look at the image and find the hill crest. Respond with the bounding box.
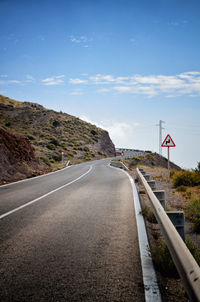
[0,94,115,183]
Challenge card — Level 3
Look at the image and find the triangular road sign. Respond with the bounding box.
[161,134,176,147]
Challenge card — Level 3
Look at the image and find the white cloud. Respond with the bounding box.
[56,75,65,79]
[9,80,21,84]
[97,88,111,93]
[70,35,90,48]
[114,86,132,93]
[0,75,8,78]
[79,115,140,147]
[41,75,65,86]
[25,74,35,82]
[69,78,88,84]
[69,71,200,97]
[71,89,83,95]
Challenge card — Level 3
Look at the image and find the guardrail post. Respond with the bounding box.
[147,180,156,190]
[166,211,185,242]
[144,174,150,181]
[153,190,166,210]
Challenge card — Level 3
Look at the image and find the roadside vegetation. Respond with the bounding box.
[122,152,181,171]
[151,237,200,277]
[172,163,200,233]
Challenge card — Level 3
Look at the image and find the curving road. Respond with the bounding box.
[0,159,144,301]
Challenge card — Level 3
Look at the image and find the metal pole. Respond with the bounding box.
[158,120,165,156]
[168,147,170,179]
[159,120,162,155]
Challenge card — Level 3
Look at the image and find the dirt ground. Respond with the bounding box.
[128,167,200,302]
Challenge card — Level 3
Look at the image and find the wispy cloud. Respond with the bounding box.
[41,75,65,86]
[168,20,188,27]
[69,71,200,97]
[9,80,21,84]
[70,35,91,48]
[71,89,83,95]
[0,75,8,78]
[69,78,88,84]
[25,74,35,83]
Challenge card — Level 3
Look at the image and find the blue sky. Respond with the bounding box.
[1,0,200,169]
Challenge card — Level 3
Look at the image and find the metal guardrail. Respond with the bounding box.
[136,168,200,302]
[110,160,129,170]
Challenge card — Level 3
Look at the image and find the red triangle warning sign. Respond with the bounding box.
[161,134,176,147]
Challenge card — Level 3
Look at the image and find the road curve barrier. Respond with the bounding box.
[66,160,71,167]
[110,160,129,170]
[136,168,200,302]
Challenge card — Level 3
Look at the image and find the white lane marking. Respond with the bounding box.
[108,164,162,302]
[0,166,92,220]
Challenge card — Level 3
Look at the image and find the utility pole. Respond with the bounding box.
[156,120,165,155]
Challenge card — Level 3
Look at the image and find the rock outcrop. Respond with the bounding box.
[0,127,37,183]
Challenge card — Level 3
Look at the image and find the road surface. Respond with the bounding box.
[0,159,145,301]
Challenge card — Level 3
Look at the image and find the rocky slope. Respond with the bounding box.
[0,127,38,183]
[0,95,115,183]
[123,152,181,171]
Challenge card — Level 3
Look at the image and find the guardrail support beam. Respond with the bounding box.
[166,211,185,242]
[144,174,151,181]
[153,190,166,210]
[147,180,156,190]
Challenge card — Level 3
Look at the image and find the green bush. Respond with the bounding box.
[185,237,200,265]
[52,154,62,162]
[195,162,200,172]
[91,129,97,136]
[68,152,74,158]
[52,120,60,127]
[172,170,200,188]
[176,185,187,192]
[141,205,157,223]
[49,138,59,146]
[83,146,90,152]
[151,237,200,277]
[185,197,200,233]
[46,143,55,150]
[151,239,178,277]
[27,135,35,141]
[41,156,50,166]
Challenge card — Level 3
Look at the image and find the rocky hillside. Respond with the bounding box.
[123,152,181,171]
[0,95,115,183]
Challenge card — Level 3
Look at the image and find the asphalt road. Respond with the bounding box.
[0,159,145,301]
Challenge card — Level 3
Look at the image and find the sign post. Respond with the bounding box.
[161,134,176,179]
[61,151,64,163]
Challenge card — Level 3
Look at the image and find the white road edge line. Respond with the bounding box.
[0,165,92,220]
[108,164,162,302]
[0,165,72,188]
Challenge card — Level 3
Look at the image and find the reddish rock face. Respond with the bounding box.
[0,127,36,164]
[0,128,37,183]
[95,131,115,156]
